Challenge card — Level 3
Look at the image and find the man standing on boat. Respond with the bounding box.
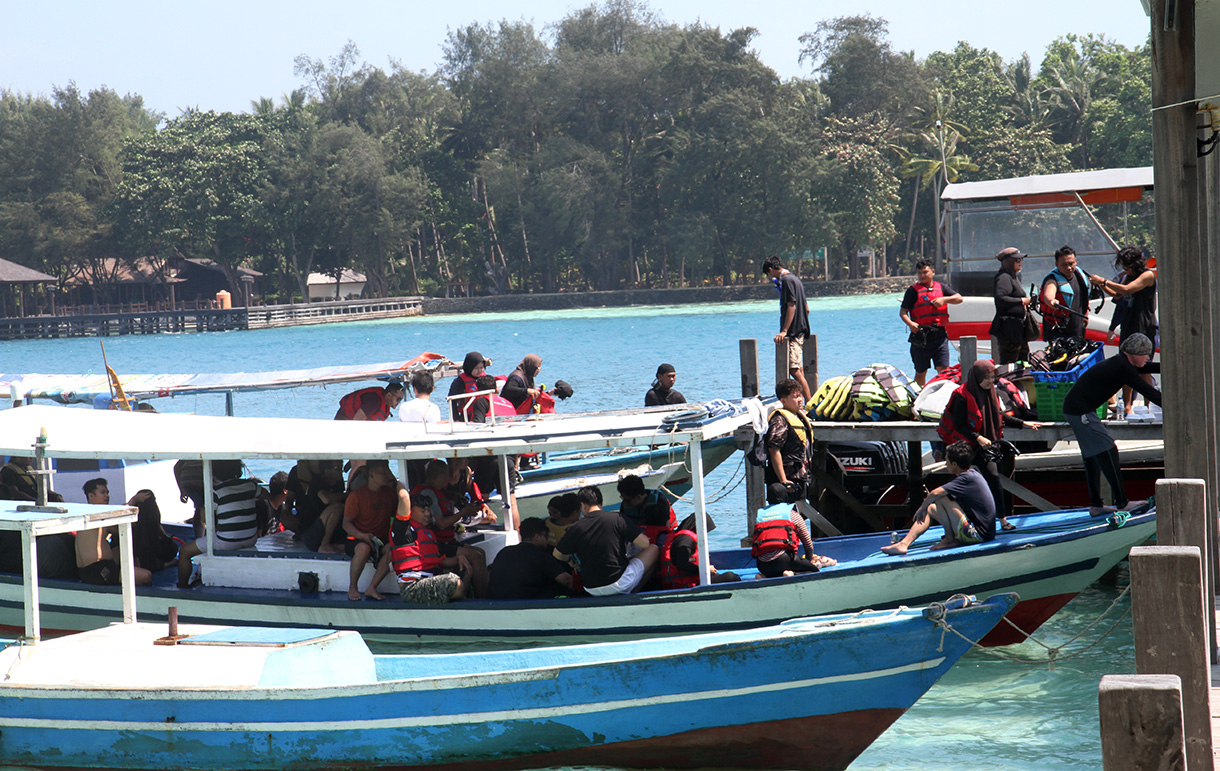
[989,247,1031,365]
[1040,246,1090,343]
[900,259,963,386]
[644,363,686,406]
[334,382,404,422]
[1062,333,1160,516]
[762,255,812,402]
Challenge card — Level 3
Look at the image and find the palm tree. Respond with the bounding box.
[1003,54,1054,130]
[1042,54,1108,167]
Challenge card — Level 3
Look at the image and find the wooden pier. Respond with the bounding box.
[0,297,423,340]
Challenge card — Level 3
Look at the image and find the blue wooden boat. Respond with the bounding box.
[0,593,1016,771]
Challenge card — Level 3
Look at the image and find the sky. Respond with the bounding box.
[2,0,1152,117]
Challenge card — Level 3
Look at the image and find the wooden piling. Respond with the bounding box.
[1128,545,1213,771]
[958,335,977,369]
[1155,479,1215,659]
[1098,674,1186,771]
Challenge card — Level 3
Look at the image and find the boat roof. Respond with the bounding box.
[941,166,1154,202]
[0,402,757,461]
[0,353,458,405]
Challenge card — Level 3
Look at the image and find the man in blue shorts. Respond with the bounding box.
[900,259,962,386]
[881,441,996,555]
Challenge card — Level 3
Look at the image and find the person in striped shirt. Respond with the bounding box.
[176,460,264,588]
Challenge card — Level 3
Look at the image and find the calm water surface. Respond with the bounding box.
[0,294,1130,769]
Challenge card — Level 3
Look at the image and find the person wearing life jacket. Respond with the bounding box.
[410,459,490,598]
[501,354,543,412]
[448,352,489,421]
[900,259,963,386]
[391,489,469,605]
[936,360,1041,532]
[653,511,741,590]
[1039,246,1091,343]
[333,382,404,422]
[764,378,816,504]
[617,475,677,531]
[751,503,835,578]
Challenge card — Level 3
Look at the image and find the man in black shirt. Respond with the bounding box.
[644,363,686,406]
[762,255,812,402]
[1063,333,1161,516]
[488,518,573,599]
[554,486,658,595]
[989,247,1031,364]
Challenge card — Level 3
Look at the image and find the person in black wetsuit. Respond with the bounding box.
[644,363,686,406]
[1063,333,1160,516]
[1091,246,1158,417]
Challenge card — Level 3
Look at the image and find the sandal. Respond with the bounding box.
[1001,521,1017,531]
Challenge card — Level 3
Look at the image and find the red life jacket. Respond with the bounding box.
[908,281,949,328]
[391,517,442,576]
[451,373,481,420]
[336,387,389,421]
[659,529,699,589]
[490,394,517,417]
[641,524,671,546]
[936,386,986,446]
[751,518,797,557]
[410,483,458,543]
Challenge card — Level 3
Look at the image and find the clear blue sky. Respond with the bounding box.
[2,0,1151,117]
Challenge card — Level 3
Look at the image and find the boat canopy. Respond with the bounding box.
[941,166,1153,202]
[0,402,758,462]
[0,353,457,406]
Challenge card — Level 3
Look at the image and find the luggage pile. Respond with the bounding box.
[808,364,920,421]
[911,363,1034,422]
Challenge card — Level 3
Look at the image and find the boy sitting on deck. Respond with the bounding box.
[881,441,996,556]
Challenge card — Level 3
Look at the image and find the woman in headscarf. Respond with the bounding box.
[501,353,543,411]
[936,360,1040,531]
[448,352,487,421]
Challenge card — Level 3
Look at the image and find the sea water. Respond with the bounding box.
[0,293,1131,769]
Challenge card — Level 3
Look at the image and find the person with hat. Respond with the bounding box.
[1062,333,1161,516]
[645,363,686,406]
[989,247,1032,364]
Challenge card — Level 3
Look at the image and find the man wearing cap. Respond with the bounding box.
[645,363,686,406]
[989,247,1032,364]
[1062,333,1161,516]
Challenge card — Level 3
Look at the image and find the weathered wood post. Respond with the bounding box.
[1129,545,1212,771]
[739,339,765,538]
[958,335,977,369]
[1156,479,1215,660]
[1098,674,1186,770]
[773,334,818,396]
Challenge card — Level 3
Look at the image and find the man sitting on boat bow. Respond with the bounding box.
[882,441,996,556]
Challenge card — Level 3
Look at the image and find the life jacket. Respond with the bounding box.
[641,524,672,546]
[336,387,389,421]
[490,393,517,417]
[1040,267,1083,325]
[773,407,811,445]
[751,518,797,557]
[659,529,698,589]
[451,373,481,420]
[391,516,442,577]
[515,389,557,415]
[411,483,458,543]
[994,377,1030,419]
[936,386,985,447]
[908,281,949,328]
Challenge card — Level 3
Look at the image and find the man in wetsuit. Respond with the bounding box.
[1063,333,1160,516]
[644,363,686,406]
[989,247,1031,365]
[762,255,812,402]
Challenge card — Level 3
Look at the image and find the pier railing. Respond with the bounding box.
[0,297,423,340]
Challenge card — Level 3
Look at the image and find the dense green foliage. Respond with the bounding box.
[0,2,1152,300]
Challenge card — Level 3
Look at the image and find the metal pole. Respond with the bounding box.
[21,528,38,642]
[203,459,215,558]
[117,517,137,624]
[690,436,711,586]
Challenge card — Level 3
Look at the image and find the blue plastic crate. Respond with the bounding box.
[1031,346,1104,384]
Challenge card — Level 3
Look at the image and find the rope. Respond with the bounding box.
[659,451,747,505]
[2,637,28,681]
[931,585,1132,670]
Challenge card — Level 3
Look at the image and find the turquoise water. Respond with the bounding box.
[0,294,1129,769]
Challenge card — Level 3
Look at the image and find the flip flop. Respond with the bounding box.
[1002,521,1017,531]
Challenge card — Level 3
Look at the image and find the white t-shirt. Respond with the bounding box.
[398,397,441,424]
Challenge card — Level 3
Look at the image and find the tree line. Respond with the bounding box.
[0,2,1152,303]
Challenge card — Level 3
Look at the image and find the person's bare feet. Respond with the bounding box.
[1122,500,1148,511]
[929,536,960,551]
[782,570,795,577]
[880,542,909,556]
[319,543,341,555]
[812,554,837,567]
[364,589,385,601]
[1089,505,1118,517]
[348,588,362,601]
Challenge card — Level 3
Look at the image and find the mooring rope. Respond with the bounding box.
[930,585,1133,670]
